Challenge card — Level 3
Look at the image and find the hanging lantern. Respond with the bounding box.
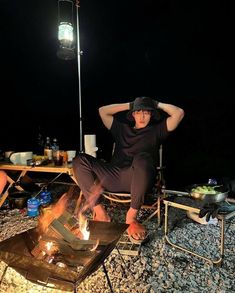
[57,0,75,60]
[56,0,84,152]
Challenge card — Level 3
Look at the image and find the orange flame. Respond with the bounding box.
[78,213,90,240]
[37,192,70,235]
[74,181,104,240]
[37,182,103,244]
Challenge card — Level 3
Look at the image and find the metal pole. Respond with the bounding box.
[75,0,83,152]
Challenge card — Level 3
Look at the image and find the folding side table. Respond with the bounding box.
[163,197,235,266]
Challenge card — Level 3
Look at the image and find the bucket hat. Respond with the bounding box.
[126,96,159,121]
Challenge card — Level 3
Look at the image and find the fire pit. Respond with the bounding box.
[0,216,128,292]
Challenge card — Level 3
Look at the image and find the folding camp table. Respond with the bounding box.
[0,162,77,208]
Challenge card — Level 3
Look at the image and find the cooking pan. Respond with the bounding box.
[185,184,228,203]
[163,184,228,204]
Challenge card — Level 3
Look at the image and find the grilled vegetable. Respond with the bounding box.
[192,185,217,194]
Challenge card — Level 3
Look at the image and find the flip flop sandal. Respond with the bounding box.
[127,222,149,245]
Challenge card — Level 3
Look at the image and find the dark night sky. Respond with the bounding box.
[1,0,235,188]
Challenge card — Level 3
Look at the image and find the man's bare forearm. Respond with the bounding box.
[99,103,130,129]
[157,102,183,116]
[157,102,185,131]
[99,103,130,116]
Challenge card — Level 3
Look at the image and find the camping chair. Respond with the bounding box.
[102,144,165,227]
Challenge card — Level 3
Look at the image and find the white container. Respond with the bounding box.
[67,150,76,162]
[9,152,33,165]
[84,134,98,158]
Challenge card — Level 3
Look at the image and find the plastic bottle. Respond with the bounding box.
[27,197,40,217]
[51,138,59,151]
[44,137,52,161]
[39,187,52,207]
[208,178,217,185]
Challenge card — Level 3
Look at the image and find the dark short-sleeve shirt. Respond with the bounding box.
[110,118,169,167]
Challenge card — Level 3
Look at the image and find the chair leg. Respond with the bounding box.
[157,196,161,227]
[142,196,162,227]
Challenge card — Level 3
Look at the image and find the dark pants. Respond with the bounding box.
[72,152,156,210]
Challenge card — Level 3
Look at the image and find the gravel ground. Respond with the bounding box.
[0,194,235,293]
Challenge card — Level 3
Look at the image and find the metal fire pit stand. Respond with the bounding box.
[163,198,235,266]
[0,249,115,293]
[0,220,128,292]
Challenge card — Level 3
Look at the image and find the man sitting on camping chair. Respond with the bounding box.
[72,97,184,244]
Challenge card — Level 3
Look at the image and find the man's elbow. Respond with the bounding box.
[98,107,104,117]
[167,107,185,131]
[178,108,185,121]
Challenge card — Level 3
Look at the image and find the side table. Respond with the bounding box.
[163,197,235,266]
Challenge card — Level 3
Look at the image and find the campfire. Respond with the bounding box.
[31,193,107,266]
[0,191,128,292]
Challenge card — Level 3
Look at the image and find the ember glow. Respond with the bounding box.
[44,241,59,257]
[46,255,55,264]
[45,241,53,252]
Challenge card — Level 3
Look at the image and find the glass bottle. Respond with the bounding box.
[52,138,59,163]
[36,126,44,155]
[44,137,52,161]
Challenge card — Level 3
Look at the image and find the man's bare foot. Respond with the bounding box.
[93,204,111,222]
[126,207,146,242]
[127,222,148,244]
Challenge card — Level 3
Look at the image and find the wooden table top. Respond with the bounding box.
[0,162,73,175]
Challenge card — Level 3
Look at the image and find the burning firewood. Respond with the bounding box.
[37,192,70,235]
[31,183,107,262]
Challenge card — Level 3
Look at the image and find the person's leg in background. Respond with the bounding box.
[0,171,7,194]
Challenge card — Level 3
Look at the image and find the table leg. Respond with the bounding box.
[0,170,27,208]
[69,173,78,186]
